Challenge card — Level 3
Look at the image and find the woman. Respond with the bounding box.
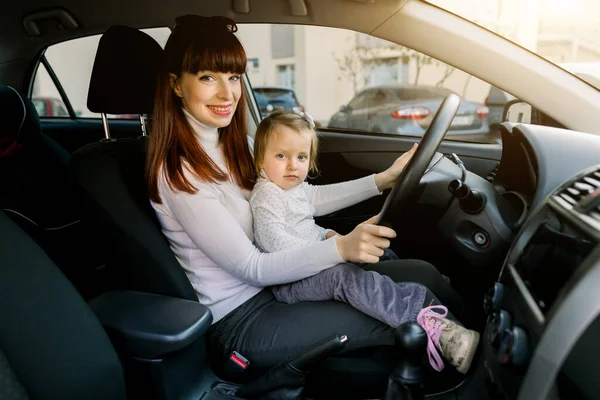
[146,15,467,393]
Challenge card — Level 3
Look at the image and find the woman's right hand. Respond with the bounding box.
[334,215,397,263]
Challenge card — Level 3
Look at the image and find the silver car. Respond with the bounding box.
[328,85,492,142]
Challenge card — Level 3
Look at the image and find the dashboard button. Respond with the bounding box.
[488,310,512,348]
[498,326,529,366]
[484,282,504,314]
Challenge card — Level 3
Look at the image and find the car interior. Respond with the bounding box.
[2,0,600,399]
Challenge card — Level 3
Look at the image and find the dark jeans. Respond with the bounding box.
[207,260,463,385]
[269,263,427,328]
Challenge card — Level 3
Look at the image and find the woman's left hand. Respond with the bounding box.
[374,143,418,191]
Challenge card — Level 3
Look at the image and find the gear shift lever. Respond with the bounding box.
[384,322,427,400]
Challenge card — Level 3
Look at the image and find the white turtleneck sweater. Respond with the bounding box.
[151,109,382,322]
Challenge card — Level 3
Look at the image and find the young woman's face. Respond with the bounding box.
[172,70,242,128]
[260,125,313,190]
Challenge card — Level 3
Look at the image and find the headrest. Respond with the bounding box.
[0,85,42,145]
[87,25,163,115]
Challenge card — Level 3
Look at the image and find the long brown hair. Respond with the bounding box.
[147,16,256,203]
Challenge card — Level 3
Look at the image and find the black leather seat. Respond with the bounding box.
[0,85,103,299]
[0,210,126,399]
[71,26,197,300]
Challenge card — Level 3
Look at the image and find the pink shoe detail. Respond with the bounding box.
[416,305,448,371]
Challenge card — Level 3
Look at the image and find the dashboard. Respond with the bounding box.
[481,122,600,400]
[494,122,600,211]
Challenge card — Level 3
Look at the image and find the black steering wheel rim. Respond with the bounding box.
[377,94,461,228]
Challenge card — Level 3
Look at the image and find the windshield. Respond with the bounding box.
[425,0,600,90]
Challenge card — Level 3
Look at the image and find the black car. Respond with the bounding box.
[253,86,304,118]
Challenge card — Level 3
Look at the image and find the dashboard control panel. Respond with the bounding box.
[483,165,600,399]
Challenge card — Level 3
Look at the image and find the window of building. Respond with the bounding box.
[277,64,296,89]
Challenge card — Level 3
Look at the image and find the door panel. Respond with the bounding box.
[317,131,500,178]
[40,119,145,154]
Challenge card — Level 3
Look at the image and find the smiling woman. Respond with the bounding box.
[147,16,254,199]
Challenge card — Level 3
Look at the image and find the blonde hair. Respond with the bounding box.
[253,109,319,178]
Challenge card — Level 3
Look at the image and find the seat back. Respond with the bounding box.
[0,85,104,298]
[0,85,73,227]
[71,25,197,300]
[0,210,126,399]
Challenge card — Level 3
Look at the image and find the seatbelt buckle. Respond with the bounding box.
[229,351,250,370]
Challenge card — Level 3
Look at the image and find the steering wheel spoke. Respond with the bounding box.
[377,94,461,228]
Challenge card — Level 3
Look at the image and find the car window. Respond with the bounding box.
[238,24,514,144]
[31,27,171,119]
[347,91,371,110]
[371,90,389,107]
[426,0,600,92]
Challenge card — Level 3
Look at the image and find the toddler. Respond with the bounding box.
[250,109,479,374]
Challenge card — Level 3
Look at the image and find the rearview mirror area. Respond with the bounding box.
[503,99,532,124]
[502,99,565,130]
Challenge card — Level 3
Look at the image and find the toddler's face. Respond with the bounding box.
[260,125,312,190]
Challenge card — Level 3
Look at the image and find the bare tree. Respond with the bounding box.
[409,52,435,85]
[334,34,443,94]
[435,65,456,87]
[334,47,364,95]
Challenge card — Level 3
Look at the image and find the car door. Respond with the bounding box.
[365,88,395,132]
[347,90,377,132]
[332,91,372,131]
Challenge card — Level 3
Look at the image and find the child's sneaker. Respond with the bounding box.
[417,305,480,374]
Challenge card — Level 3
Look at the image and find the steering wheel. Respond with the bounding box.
[377,94,461,228]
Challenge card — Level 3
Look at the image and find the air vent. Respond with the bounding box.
[554,168,600,229]
[556,170,600,207]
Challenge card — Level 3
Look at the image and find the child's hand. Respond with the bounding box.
[326,230,338,239]
[374,143,418,191]
[334,215,396,264]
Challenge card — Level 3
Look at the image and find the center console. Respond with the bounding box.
[483,165,600,399]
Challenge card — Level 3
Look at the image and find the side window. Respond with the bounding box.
[347,91,371,110]
[370,90,389,107]
[31,63,67,117]
[238,24,514,144]
[31,27,171,119]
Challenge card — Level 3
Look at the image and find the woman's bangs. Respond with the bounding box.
[184,35,247,75]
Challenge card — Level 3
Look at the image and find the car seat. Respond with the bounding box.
[0,85,103,299]
[0,209,126,399]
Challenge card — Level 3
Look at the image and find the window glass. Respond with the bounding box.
[31,27,171,119]
[425,0,600,91]
[31,63,68,118]
[238,24,507,143]
[347,92,370,110]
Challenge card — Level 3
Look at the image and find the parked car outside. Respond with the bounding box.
[252,86,304,119]
[328,85,492,142]
[32,96,69,117]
